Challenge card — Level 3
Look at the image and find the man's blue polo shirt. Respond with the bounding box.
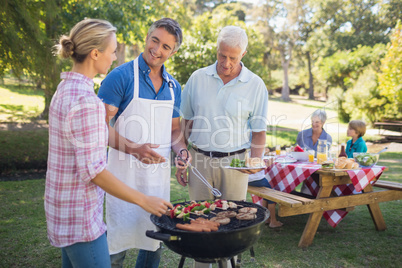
[98,53,181,122]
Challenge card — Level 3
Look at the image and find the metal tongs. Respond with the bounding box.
[177,149,222,197]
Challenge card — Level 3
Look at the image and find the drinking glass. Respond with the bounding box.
[308,150,315,162]
[275,145,281,155]
[317,139,328,164]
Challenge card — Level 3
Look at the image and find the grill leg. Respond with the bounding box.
[236,253,242,266]
[178,256,186,268]
[250,246,255,262]
[218,260,225,268]
[230,257,236,268]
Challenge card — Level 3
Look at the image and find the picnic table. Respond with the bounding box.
[248,161,402,248]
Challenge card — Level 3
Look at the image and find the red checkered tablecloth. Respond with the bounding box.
[322,166,386,227]
[251,162,386,227]
[265,162,321,193]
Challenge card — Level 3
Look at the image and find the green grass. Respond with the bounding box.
[0,83,44,122]
[266,126,299,148]
[0,78,401,267]
[0,152,401,267]
[0,129,48,173]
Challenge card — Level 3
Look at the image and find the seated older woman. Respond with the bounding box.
[296,109,332,151]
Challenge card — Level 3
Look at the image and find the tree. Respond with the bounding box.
[307,0,391,57]
[0,0,165,119]
[376,21,402,120]
[250,0,308,101]
[0,0,65,118]
[168,2,268,86]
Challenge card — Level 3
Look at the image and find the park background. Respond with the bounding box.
[1,0,401,267]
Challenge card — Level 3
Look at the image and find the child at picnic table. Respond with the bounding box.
[248,149,283,228]
[346,120,368,158]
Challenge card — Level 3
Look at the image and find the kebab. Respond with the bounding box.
[168,200,216,221]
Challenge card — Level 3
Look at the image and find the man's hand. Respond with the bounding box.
[264,157,275,167]
[175,168,188,186]
[175,148,192,186]
[129,143,166,164]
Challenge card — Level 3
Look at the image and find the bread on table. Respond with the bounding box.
[334,157,359,169]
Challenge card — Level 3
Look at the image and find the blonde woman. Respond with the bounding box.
[45,19,172,267]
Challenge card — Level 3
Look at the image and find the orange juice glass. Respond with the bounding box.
[308,154,315,162]
[317,153,327,164]
[275,145,281,155]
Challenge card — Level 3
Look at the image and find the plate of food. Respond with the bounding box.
[224,155,266,173]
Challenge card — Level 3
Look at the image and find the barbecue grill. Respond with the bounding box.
[146,200,269,267]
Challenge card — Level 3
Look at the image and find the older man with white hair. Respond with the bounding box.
[180,25,269,267]
[181,25,268,207]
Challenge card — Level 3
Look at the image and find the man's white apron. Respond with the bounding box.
[106,57,174,253]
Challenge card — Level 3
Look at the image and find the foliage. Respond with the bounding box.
[0,0,169,119]
[2,0,401,120]
[376,20,402,121]
[330,22,402,124]
[380,0,402,30]
[343,68,382,123]
[167,3,268,87]
[307,0,391,56]
[316,44,387,122]
[317,44,386,90]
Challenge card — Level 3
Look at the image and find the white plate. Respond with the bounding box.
[223,166,266,171]
[275,158,297,164]
[290,151,309,161]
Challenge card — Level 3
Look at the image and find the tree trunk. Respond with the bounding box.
[41,51,59,120]
[280,50,291,102]
[41,0,61,120]
[307,51,314,100]
[116,42,126,66]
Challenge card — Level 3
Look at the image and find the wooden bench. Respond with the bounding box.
[248,181,402,218]
[249,165,402,248]
[373,180,402,191]
[374,120,402,137]
[247,186,314,209]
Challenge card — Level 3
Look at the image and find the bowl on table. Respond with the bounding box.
[291,152,309,161]
[353,152,379,168]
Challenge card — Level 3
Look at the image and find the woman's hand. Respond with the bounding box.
[141,196,173,217]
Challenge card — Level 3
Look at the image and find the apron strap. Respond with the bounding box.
[133,58,140,100]
[167,79,175,103]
